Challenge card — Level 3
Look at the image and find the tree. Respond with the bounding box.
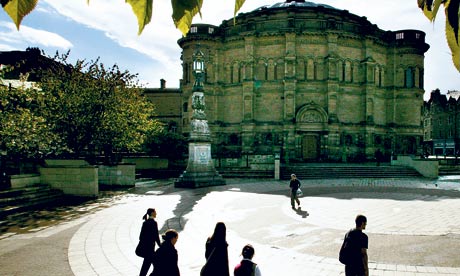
[143,130,187,160]
[37,51,163,162]
[0,74,65,158]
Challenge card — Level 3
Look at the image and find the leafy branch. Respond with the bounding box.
[418,0,460,71]
[2,0,460,72]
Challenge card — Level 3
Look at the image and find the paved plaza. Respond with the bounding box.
[1,176,460,275]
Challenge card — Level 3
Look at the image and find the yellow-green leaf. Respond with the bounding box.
[3,0,38,30]
[445,10,460,71]
[234,0,245,16]
[171,0,203,36]
[126,0,153,35]
[418,0,443,21]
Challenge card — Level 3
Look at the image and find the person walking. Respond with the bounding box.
[234,244,262,276]
[289,174,301,209]
[137,208,161,276]
[150,229,180,276]
[200,222,230,276]
[340,214,369,276]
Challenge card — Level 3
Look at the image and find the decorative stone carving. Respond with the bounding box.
[301,110,322,123]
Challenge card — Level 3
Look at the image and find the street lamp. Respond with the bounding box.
[192,47,205,91]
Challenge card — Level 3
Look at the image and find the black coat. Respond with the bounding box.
[151,241,180,276]
[138,219,161,258]
[201,238,230,276]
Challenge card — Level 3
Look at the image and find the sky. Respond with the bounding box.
[0,0,459,100]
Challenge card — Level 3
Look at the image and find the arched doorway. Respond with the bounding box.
[302,134,319,160]
[295,102,329,161]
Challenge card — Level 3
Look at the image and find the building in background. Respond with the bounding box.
[423,89,459,157]
[177,0,429,163]
[143,79,182,133]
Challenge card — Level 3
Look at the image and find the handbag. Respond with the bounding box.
[135,242,146,258]
[200,247,216,276]
[296,188,303,197]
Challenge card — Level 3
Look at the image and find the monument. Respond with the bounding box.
[174,47,225,188]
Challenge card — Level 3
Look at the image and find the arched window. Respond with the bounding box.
[183,102,188,112]
[230,64,234,83]
[405,67,415,88]
[264,63,268,80]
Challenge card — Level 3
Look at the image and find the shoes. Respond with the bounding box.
[291,206,296,210]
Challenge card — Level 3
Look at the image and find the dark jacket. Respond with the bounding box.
[138,219,161,258]
[289,179,301,192]
[234,259,256,276]
[151,241,180,276]
[201,238,230,276]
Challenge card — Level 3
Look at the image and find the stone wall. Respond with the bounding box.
[40,160,98,197]
[10,173,40,188]
[98,164,135,187]
[121,157,168,170]
[391,155,439,178]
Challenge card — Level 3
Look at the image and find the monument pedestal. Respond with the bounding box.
[175,142,225,188]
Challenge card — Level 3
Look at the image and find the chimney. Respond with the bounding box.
[160,79,166,89]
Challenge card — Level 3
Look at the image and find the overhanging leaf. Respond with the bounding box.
[445,0,460,43]
[419,0,443,21]
[3,0,38,30]
[445,4,460,71]
[171,0,203,36]
[126,0,153,35]
[234,0,245,16]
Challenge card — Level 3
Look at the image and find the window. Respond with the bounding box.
[396,32,404,39]
[208,27,214,34]
[183,102,188,112]
[405,68,414,88]
[190,26,198,33]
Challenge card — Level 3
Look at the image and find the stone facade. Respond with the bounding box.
[177,1,429,162]
[422,90,460,156]
[143,79,182,133]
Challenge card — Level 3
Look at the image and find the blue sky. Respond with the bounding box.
[0,0,459,100]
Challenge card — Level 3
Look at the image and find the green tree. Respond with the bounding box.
[38,52,163,162]
[143,130,187,160]
[0,75,65,158]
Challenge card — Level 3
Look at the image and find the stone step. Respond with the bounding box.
[218,169,274,178]
[281,165,421,180]
[0,185,65,218]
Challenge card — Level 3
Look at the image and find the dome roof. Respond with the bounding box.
[254,0,338,12]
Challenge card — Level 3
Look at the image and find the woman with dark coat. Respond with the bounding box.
[137,208,161,276]
[201,222,230,276]
[151,229,180,276]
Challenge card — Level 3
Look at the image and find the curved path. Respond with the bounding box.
[68,177,460,276]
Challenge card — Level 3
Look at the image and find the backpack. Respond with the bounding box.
[339,233,352,265]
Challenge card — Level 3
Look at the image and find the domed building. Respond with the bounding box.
[177,0,429,163]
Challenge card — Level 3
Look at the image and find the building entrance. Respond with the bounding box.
[302,135,319,160]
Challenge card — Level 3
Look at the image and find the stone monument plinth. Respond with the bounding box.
[175,48,225,188]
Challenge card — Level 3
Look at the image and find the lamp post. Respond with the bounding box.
[175,46,225,188]
[192,48,205,92]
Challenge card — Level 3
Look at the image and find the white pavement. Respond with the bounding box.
[66,177,460,276]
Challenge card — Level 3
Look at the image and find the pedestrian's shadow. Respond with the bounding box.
[294,207,309,218]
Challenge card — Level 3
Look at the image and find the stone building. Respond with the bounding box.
[177,0,429,162]
[143,79,182,133]
[422,90,460,156]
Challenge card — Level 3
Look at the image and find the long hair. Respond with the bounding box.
[142,208,155,220]
[210,222,226,243]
